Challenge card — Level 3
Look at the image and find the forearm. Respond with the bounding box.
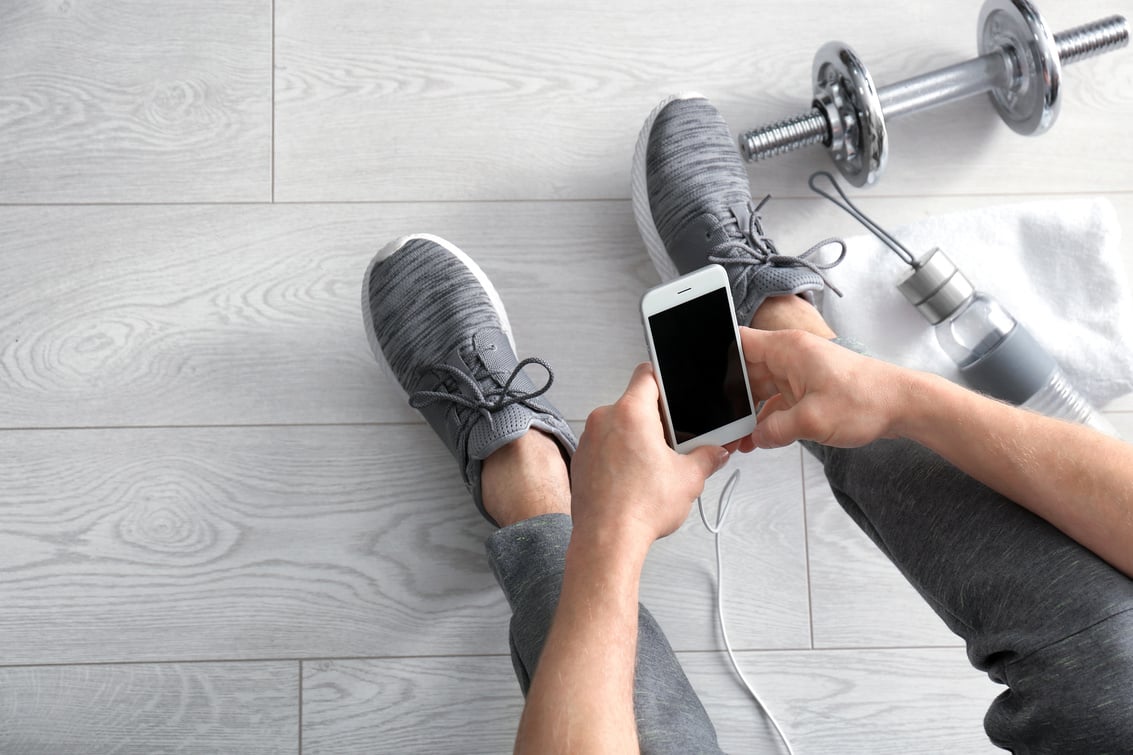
[895,370,1133,578]
[514,527,650,754]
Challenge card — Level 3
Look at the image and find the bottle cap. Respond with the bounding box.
[897,248,975,324]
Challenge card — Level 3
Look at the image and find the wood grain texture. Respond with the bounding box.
[683,648,1000,754]
[0,424,508,665]
[302,649,998,754]
[2,195,1128,429]
[0,661,297,754]
[274,0,1133,202]
[1,0,1128,750]
[0,0,271,203]
[640,444,811,651]
[0,423,807,665]
[302,658,521,754]
[0,202,653,428]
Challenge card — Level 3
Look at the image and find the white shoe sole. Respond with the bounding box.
[630,92,705,284]
[361,233,516,398]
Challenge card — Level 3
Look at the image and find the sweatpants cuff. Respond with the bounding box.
[485,513,571,612]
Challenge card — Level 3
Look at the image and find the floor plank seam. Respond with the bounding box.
[271,0,276,204]
[0,421,435,433]
[4,412,1127,434]
[0,645,970,671]
[799,445,817,650]
[1,188,1130,210]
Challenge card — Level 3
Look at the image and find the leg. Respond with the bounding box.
[481,432,724,754]
[634,92,1133,751]
[362,235,721,754]
[755,295,1133,752]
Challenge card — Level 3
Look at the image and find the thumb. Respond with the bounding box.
[752,396,802,448]
[685,445,730,482]
[623,362,659,403]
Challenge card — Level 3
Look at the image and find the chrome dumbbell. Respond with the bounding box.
[739,0,1129,186]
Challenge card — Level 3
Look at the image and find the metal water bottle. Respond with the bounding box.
[898,248,1118,436]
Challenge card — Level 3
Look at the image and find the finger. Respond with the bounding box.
[685,444,730,481]
[622,362,659,403]
[741,332,784,400]
[756,393,787,422]
[739,327,771,363]
[750,402,801,449]
[749,371,781,402]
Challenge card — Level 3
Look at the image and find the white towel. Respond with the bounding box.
[819,197,1133,408]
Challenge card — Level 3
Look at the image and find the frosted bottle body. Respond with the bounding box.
[935,293,1117,435]
[897,249,1117,437]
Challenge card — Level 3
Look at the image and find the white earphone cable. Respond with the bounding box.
[697,469,797,755]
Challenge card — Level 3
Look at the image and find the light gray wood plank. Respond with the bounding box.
[803,451,963,648]
[684,648,1000,754]
[0,661,297,755]
[0,202,653,428]
[0,0,271,203]
[640,444,811,651]
[302,658,521,754]
[0,423,807,665]
[2,195,1128,429]
[275,0,1133,202]
[301,649,998,754]
[0,425,505,665]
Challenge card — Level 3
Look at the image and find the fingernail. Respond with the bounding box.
[716,448,730,470]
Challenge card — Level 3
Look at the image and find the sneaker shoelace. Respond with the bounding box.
[408,333,554,458]
[706,195,847,297]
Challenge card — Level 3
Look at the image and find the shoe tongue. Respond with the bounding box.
[458,327,545,462]
[728,201,753,242]
[467,326,517,376]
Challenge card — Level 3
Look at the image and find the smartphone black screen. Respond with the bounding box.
[648,288,751,443]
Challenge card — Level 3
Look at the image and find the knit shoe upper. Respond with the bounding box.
[362,234,577,526]
[632,94,844,327]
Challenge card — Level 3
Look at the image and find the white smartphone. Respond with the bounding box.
[641,264,757,452]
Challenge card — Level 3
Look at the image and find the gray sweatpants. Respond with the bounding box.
[486,435,1133,753]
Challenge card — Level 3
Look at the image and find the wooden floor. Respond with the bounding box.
[1,0,1130,752]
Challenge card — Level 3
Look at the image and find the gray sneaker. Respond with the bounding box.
[362,234,577,526]
[631,93,844,327]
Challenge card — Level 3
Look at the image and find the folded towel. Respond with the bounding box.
[819,197,1133,408]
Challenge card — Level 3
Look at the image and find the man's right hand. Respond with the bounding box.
[738,327,911,451]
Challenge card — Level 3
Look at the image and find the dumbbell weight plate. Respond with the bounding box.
[812,42,888,186]
[979,0,1062,135]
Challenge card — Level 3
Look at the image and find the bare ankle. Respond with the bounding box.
[749,295,837,339]
[481,430,571,527]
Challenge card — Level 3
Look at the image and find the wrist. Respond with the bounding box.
[889,369,962,442]
[567,516,653,571]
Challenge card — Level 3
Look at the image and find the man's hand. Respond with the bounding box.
[739,326,1133,579]
[515,363,728,754]
[570,362,730,545]
[738,327,910,451]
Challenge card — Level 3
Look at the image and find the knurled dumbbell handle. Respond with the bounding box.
[740,14,1129,161]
